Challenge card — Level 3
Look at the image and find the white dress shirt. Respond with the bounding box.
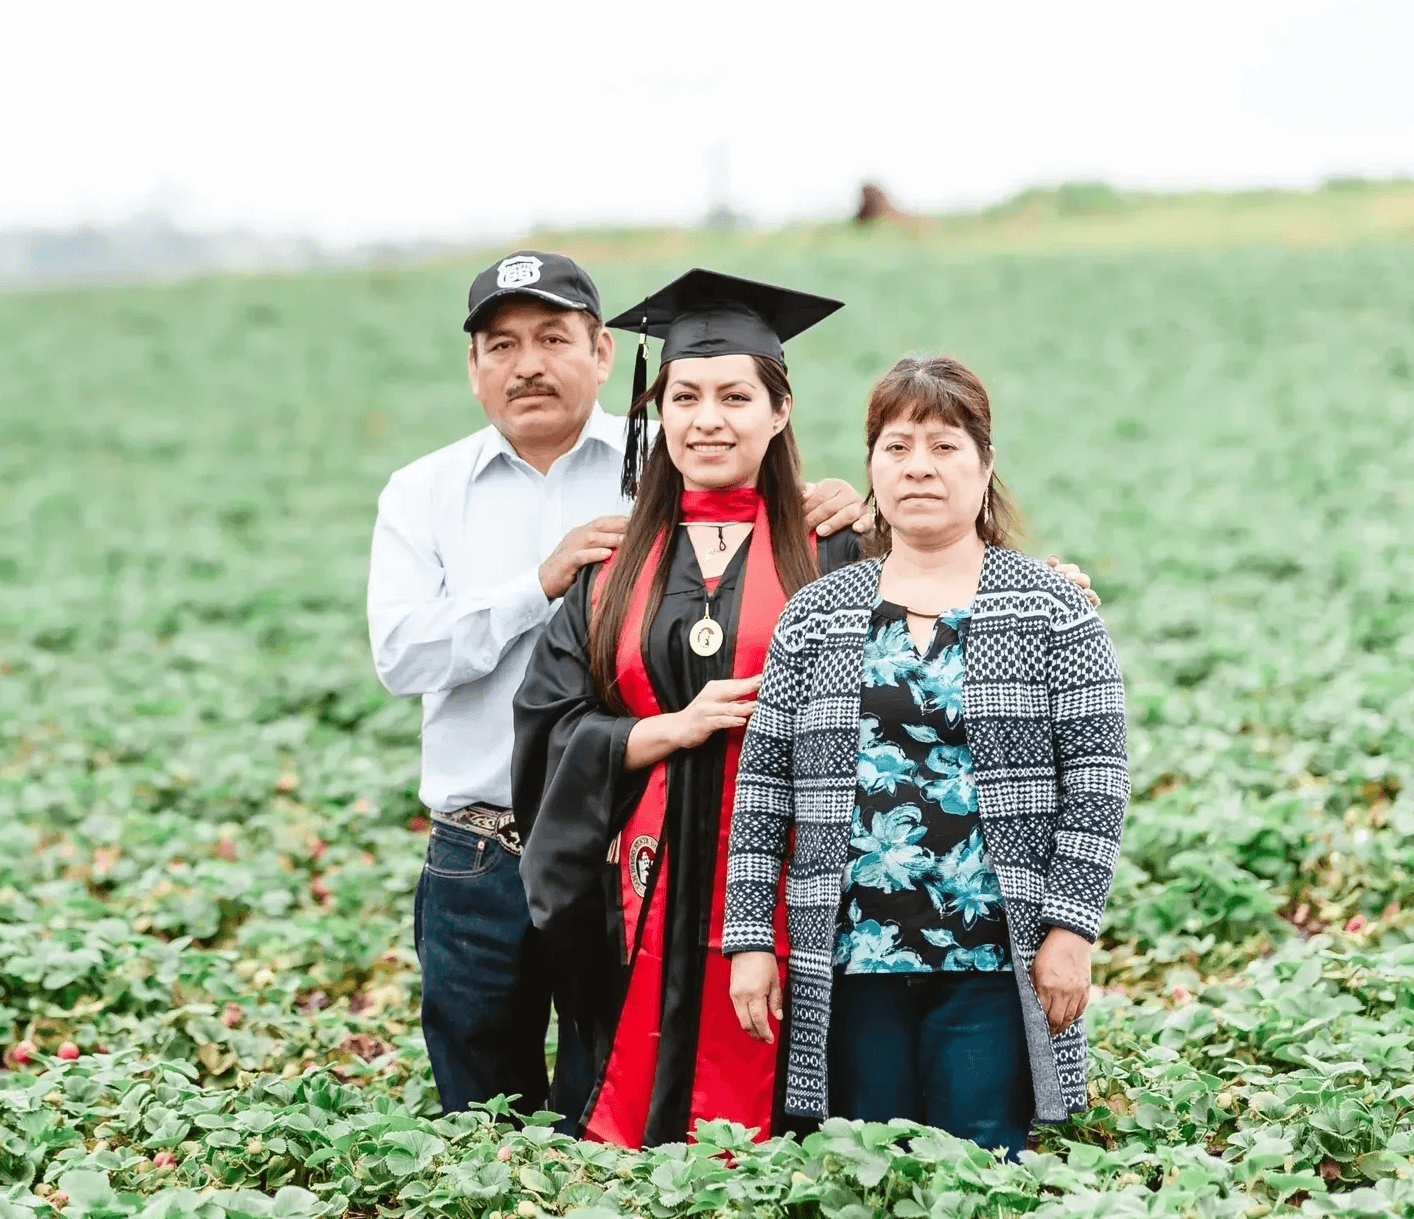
[367,404,635,813]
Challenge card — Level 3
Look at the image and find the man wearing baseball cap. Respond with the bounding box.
[367,251,870,1123]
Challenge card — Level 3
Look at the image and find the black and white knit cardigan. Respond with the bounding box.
[723,548,1129,1122]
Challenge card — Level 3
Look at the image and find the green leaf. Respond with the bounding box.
[301,1146,342,1169]
[518,1166,555,1196]
[556,1183,604,1210]
[56,1171,116,1216]
[1262,1171,1327,1201]
[379,1130,445,1176]
[269,1186,320,1218]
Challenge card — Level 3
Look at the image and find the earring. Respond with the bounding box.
[982,488,991,525]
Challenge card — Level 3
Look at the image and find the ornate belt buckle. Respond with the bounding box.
[492,812,523,857]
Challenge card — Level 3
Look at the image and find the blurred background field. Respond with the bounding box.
[3,183,1414,1213]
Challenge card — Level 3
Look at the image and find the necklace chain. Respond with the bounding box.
[681,520,748,553]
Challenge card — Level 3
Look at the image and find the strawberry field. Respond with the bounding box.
[2,223,1413,1218]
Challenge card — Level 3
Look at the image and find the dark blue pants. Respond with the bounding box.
[829,970,1034,1159]
[413,819,593,1129]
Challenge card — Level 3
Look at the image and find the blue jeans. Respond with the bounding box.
[829,970,1034,1159]
[413,819,593,1128]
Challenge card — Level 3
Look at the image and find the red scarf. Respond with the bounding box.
[679,486,760,522]
[585,488,803,1148]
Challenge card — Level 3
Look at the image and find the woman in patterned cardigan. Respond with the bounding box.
[723,356,1128,1157]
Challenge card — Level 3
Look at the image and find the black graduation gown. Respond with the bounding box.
[511,527,861,1143]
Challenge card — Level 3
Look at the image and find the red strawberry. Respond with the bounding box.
[215,838,239,862]
[57,1041,80,1061]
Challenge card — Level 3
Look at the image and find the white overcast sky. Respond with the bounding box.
[3,0,1412,244]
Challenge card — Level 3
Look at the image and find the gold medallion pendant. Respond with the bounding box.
[690,607,724,657]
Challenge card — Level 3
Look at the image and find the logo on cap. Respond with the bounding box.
[496,255,543,289]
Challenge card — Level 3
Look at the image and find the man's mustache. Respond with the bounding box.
[506,380,558,400]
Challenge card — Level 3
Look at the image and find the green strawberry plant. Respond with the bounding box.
[3,220,1413,1216]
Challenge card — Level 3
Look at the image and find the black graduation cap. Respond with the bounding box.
[606,269,844,496]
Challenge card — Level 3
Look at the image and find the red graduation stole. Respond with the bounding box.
[585,489,799,1148]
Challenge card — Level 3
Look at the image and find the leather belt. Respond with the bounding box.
[431,804,523,857]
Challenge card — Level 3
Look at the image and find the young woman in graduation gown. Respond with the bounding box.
[511,270,861,1148]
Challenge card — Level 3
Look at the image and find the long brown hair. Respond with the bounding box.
[589,355,816,713]
[862,355,1021,555]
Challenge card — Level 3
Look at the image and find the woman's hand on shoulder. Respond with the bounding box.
[1031,925,1093,1035]
[672,675,762,749]
[729,950,783,1043]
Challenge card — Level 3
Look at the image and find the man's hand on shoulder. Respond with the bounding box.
[1046,555,1100,608]
[800,478,873,537]
[539,516,629,600]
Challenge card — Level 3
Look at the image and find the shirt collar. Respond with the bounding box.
[471,402,627,481]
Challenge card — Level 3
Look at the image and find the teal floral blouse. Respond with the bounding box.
[835,598,1011,974]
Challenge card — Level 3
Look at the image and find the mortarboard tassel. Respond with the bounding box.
[632,315,649,404]
[620,317,651,499]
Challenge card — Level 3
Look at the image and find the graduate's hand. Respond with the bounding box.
[729,951,783,1043]
[539,516,630,600]
[671,675,762,748]
[801,478,874,537]
[1031,926,1092,1035]
[1046,555,1100,608]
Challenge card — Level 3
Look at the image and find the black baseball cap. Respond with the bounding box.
[461,250,601,335]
